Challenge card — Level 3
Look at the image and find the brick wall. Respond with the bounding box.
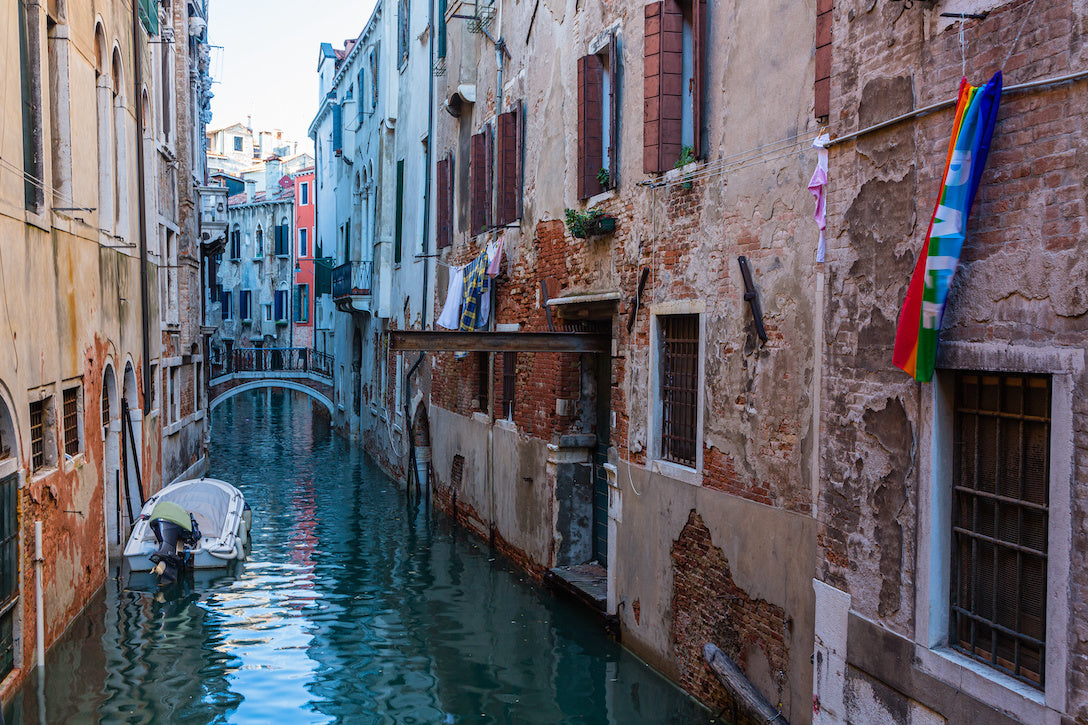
[670,511,790,719]
[821,0,1088,715]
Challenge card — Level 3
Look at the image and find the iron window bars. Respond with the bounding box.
[660,314,698,467]
[63,387,80,457]
[951,371,1050,687]
[29,399,46,470]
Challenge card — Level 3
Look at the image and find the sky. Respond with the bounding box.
[208,0,378,150]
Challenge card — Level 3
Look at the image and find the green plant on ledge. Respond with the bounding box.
[565,208,617,239]
[596,167,610,188]
[675,145,695,189]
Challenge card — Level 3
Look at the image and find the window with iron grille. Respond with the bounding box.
[502,352,516,420]
[0,472,19,680]
[230,228,241,259]
[951,371,1050,688]
[101,383,110,430]
[658,314,699,467]
[62,386,80,457]
[30,398,47,470]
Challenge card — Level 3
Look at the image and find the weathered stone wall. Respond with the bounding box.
[820,0,1088,721]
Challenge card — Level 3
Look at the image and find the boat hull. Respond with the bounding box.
[123,477,250,572]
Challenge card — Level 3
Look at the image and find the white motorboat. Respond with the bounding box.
[123,477,251,583]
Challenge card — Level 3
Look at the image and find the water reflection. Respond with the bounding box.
[6,390,712,724]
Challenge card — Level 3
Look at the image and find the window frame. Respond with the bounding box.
[914,342,1077,721]
[61,384,82,458]
[646,303,705,483]
[0,471,20,681]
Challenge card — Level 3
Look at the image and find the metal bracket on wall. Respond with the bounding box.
[737,256,768,344]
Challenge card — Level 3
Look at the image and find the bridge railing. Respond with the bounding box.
[210,347,333,380]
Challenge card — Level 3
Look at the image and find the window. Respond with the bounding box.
[29,397,54,471]
[815,0,831,121]
[369,46,380,109]
[436,153,454,249]
[275,221,289,257]
[195,362,204,412]
[230,227,241,260]
[502,352,516,419]
[332,103,343,156]
[300,182,309,205]
[496,103,522,225]
[264,303,272,322]
[470,125,493,235]
[643,0,706,174]
[274,290,288,322]
[397,0,409,65]
[951,372,1050,687]
[240,290,251,321]
[221,290,232,320]
[62,386,81,457]
[658,314,699,467]
[0,471,19,680]
[18,0,44,212]
[579,36,619,197]
[101,381,111,430]
[149,363,157,412]
[299,228,308,258]
[295,284,310,323]
[233,135,243,151]
[168,366,179,424]
[255,226,264,258]
[395,160,404,263]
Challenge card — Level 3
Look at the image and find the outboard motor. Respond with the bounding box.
[146,501,201,585]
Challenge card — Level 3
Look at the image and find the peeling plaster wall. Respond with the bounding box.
[819,0,1088,721]
[427,0,822,717]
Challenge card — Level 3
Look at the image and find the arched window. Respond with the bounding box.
[94,23,112,233]
[255,225,263,258]
[111,47,126,236]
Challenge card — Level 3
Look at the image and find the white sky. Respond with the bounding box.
[208,0,377,150]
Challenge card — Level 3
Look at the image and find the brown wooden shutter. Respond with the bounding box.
[471,130,486,235]
[815,0,833,121]
[578,54,604,198]
[437,154,453,249]
[692,0,707,159]
[497,105,520,225]
[644,0,683,174]
[485,124,494,230]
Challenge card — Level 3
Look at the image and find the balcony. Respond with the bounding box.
[198,185,229,255]
[332,261,373,313]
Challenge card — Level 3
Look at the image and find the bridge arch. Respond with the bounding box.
[209,380,334,415]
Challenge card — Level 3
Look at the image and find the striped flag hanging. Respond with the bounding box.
[893,72,1002,382]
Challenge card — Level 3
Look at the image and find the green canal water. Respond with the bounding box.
[6,390,713,724]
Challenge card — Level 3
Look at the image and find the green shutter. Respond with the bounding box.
[438,0,447,59]
[139,0,159,35]
[395,159,404,264]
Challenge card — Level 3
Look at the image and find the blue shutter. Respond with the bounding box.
[332,103,342,156]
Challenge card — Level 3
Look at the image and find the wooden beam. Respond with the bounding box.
[389,331,609,353]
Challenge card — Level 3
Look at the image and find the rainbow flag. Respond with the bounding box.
[893,72,1002,382]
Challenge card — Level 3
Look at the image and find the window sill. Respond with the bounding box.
[62,452,86,473]
[650,458,701,486]
[915,645,1046,721]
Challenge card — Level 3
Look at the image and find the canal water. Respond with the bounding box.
[6,390,713,724]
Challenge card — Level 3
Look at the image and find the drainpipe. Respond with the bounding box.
[34,521,45,671]
[132,1,152,415]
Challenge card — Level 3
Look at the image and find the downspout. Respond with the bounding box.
[34,521,44,671]
[133,1,152,416]
[486,18,505,546]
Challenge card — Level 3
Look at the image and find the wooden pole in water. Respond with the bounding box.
[703,643,788,724]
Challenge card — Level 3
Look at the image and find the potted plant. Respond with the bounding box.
[565,208,617,239]
[675,145,696,189]
[596,167,611,189]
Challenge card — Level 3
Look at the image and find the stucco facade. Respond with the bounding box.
[0,0,213,701]
[813,1,1088,723]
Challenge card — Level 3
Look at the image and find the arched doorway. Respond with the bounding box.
[351,325,362,425]
[101,364,124,557]
[119,362,143,549]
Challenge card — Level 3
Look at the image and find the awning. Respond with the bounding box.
[389,331,609,353]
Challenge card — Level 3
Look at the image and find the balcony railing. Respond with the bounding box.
[332,261,373,299]
[209,347,333,380]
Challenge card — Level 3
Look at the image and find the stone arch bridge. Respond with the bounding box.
[209,348,335,414]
